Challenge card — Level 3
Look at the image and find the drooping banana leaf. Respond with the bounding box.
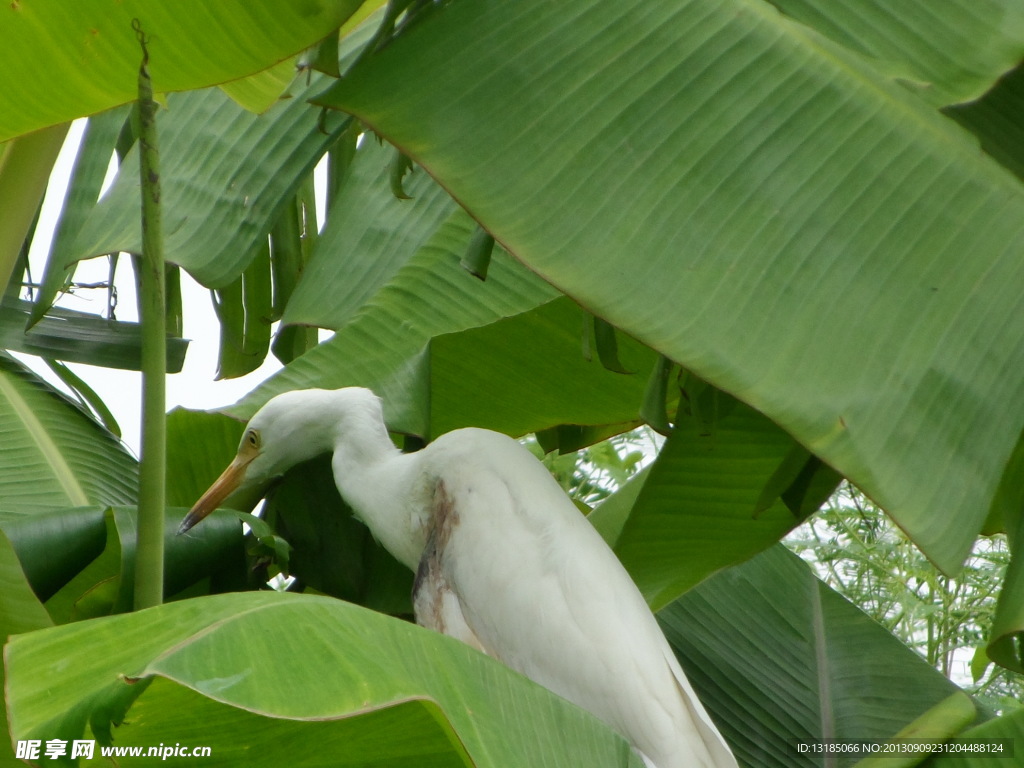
[0,299,188,371]
[0,353,137,509]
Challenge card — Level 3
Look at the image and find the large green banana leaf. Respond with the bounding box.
[316,0,1024,578]
[6,592,645,768]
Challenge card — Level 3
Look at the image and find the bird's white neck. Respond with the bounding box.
[328,414,429,571]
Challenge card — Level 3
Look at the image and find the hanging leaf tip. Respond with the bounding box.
[389,148,414,199]
[460,226,495,281]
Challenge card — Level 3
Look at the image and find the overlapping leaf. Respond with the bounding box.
[613,388,840,611]
[0,507,107,604]
[231,209,562,436]
[0,506,243,625]
[765,0,1024,106]
[64,78,348,289]
[948,63,1024,181]
[283,138,460,330]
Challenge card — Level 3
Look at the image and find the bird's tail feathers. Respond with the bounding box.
[663,648,740,768]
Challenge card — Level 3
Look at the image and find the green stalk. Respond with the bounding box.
[133,19,166,610]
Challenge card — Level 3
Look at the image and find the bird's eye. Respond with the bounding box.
[245,429,261,450]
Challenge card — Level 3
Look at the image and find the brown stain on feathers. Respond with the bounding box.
[412,479,459,634]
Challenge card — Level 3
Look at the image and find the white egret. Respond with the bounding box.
[178,387,738,768]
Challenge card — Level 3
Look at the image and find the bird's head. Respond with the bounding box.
[176,387,383,534]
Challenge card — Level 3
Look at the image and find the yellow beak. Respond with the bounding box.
[177,455,251,535]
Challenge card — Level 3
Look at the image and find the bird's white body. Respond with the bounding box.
[409,429,737,768]
[182,388,738,768]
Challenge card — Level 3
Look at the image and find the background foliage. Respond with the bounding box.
[788,485,1024,716]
